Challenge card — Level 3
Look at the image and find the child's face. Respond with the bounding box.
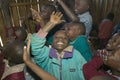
[40,6,52,19]
[106,33,120,50]
[75,0,89,14]
[107,47,120,71]
[52,30,69,52]
[65,25,80,40]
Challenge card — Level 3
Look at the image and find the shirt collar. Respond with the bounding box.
[78,11,90,17]
[49,46,73,59]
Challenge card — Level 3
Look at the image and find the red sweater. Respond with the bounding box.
[83,55,117,80]
[98,19,114,39]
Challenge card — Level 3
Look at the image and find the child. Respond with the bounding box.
[64,21,92,62]
[98,12,114,49]
[57,0,92,37]
[1,40,25,80]
[30,11,86,80]
[32,4,56,32]
[31,5,64,45]
[83,32,120,80]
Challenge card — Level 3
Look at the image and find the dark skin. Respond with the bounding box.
[30,4,56,27]
[15,27,27,41]
[52,30,69,53]
[23,10,63,80]
[3,40,25,66]
[97,32,120,78]
[23,34,57,80]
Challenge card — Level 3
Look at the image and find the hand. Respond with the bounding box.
[30,8,45,26]
[23,34,31,64]
[50,11,63,25]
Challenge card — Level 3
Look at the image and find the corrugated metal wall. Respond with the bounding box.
[90,0,120,24]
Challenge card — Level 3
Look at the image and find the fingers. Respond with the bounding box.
[58,20,65,24]
[23,46,27,61]
[23,46,27,54]
[30,8,41,20]
[26,34,31,53]
[23,34,31,62]
[51,11,63,18]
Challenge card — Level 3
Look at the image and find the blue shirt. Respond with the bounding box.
[78,12,92,37]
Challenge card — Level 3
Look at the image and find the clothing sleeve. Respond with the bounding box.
[83,55,104,80]
[75,36,92,62]
[30,33,50,66]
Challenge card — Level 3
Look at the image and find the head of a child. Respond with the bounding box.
[3,40,25,66]
[64,22,85,40]
[15,27,27,41]
[75,0,89,14]
[105,32,120,72]
[40,4,56,20]
[106,32,120,51]
[106,47,120,72]
[52,30,69,53]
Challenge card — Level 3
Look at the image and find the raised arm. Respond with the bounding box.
[30,8,45,27]
[57,0,79,21]
[23,34,57,80]
[38,11,63,33]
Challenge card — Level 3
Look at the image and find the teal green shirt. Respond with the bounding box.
[70,35,92,62]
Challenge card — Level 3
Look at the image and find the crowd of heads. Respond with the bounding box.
[0,0,120,80]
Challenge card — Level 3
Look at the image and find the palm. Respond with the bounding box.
[50,12,63,24]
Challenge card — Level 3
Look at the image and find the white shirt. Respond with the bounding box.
[77,11,92,37]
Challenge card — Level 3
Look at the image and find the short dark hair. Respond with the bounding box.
[4,40,25,66]
[42,4,56,13]
[69,21,86,35]
[15,27,27,41]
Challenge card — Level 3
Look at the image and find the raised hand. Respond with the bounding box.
[23,33,31,64]
[41,11,63,32]
[30,8,45,26]
[50,11,63,25]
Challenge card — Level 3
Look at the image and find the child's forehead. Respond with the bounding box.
[54,30,67,36]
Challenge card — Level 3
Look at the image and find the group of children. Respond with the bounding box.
[0,0,120,80]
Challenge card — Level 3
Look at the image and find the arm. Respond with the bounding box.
[39,11,63,33]
[83,55,104,80]
[30,8,45,27]
[23,36,56,80]
[57,0,79,21]
[30,11,63,64]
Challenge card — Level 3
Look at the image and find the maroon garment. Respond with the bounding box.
[0,53,5,79]
[98,19,114,39]
[98,19,114,49]
[83,55,117,80]
[3,71,25,80]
